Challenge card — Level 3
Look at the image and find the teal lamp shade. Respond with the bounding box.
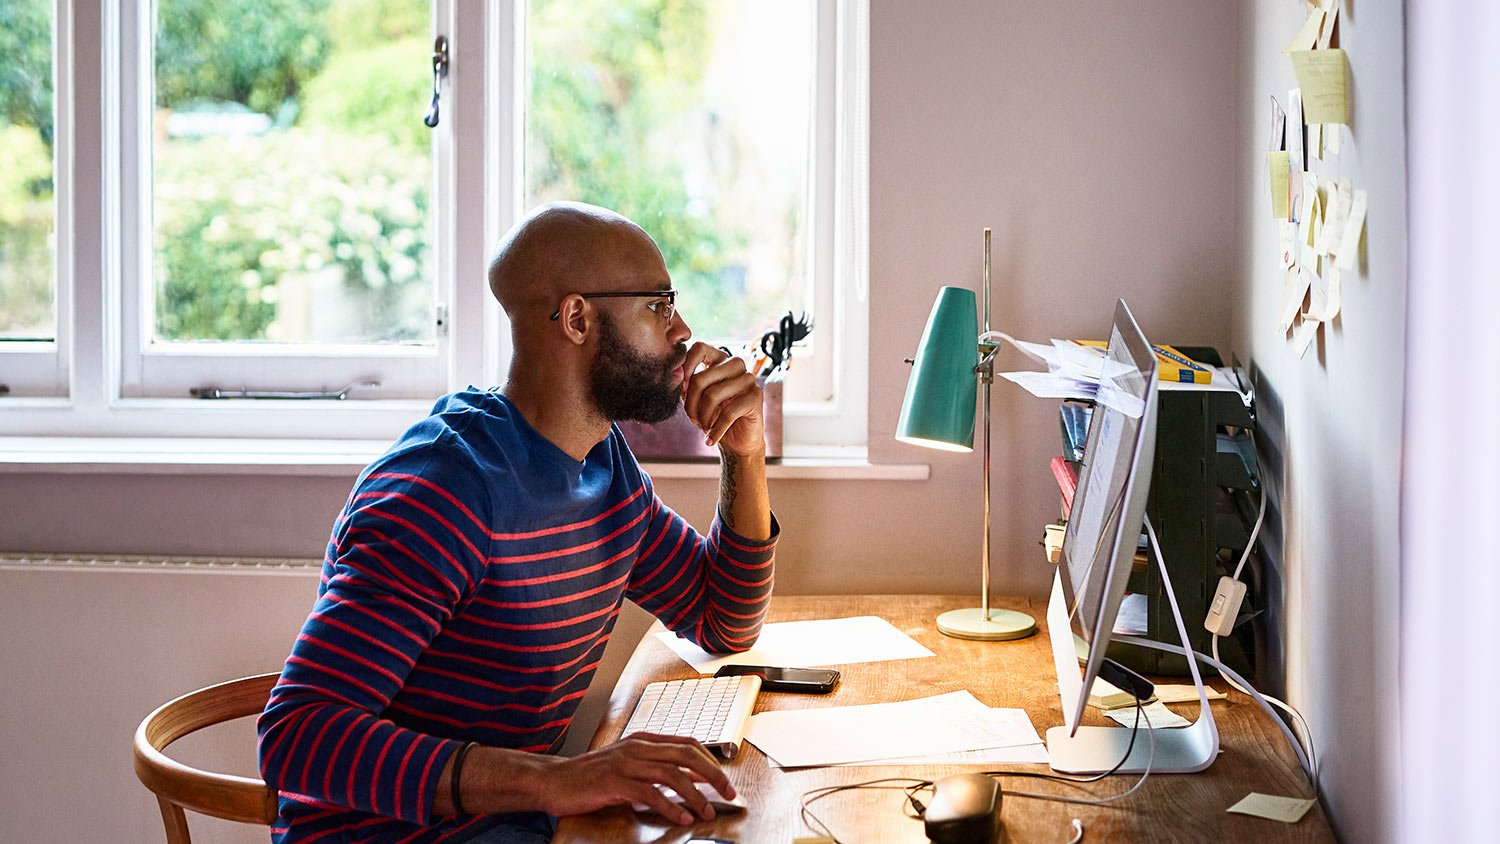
[896,286,979,452]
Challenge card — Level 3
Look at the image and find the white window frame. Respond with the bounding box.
[0,0,867,450]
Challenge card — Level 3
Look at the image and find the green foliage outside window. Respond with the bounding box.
[1,0,746,344]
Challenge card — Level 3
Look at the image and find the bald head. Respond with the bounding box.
[487,201,664,321]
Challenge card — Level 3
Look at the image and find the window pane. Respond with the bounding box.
[0,0,56,341]
[151,0,434,345]
[525,0,815,343]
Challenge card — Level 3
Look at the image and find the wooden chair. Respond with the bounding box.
[133,673,280,844]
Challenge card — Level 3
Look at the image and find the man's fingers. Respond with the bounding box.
[689,369,756,438]
[704,389,761,446]
[614,735,725,821]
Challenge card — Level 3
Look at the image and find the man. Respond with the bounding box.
[258,202,777,843]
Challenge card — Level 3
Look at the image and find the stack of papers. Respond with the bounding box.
[998,338,1247,402]
[744,690,1047,768]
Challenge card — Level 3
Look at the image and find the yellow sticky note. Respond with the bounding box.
[1268,151,1291,219]
[1283,10,1325,55]
[1153,684,1228,704]
[1290,49,1349,124]
[1227,793,1317,824]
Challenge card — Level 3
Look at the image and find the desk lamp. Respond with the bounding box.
[896,229,1037,641]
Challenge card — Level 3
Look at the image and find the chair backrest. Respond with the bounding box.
[133,673,281,844]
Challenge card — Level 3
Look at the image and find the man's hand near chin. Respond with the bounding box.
[678,341,771,540]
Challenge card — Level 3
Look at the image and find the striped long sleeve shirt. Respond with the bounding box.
[257,389,776,843]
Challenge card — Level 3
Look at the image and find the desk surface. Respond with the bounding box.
[554,594,1332,843]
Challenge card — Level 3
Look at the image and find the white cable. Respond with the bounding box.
[1212,429,1320,781]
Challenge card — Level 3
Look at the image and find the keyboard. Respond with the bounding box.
[622,674,762,758]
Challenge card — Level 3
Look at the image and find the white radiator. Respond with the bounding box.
[0,553,646,843]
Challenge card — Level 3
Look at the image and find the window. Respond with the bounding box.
[0,0,66,396]
[0,0,867,447]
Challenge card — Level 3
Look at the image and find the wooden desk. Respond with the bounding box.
[555,595,1332,843]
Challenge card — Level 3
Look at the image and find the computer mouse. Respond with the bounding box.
[923,773,1002,844]
[629,781,748,816]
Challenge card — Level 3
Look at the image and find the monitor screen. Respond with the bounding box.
[1053,299,1159,735]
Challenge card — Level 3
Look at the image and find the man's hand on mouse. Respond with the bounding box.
[680,341,764,456]
[524,733,733,824]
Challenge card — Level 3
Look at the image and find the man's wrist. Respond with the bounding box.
[447,745,561,817]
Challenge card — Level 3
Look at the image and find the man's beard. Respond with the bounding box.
[589,312,686,424]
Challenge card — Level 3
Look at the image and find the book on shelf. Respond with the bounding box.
[1068,340,1215,385]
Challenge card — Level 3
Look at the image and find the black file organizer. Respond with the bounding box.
[1062,348,1262,677]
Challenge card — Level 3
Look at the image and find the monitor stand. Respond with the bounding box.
[1044,542,1221,774]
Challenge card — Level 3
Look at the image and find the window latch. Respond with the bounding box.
[423,35,449,128]
[190,379,381,400]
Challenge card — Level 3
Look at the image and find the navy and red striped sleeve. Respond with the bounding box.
[624,474,776,654]
[258,444,489,825]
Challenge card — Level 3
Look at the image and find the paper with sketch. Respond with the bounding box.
[746,691,1038,768]
[1290,50,1349,124]
[830,706,1047,766]
[655,615,933,674]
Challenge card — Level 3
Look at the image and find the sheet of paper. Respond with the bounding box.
[1322,178,1353,258]
[1306,189,1324,254]
[1287,89,1305,171]
[1317,6,1339,49]
[746,691,1029,768]
[1303,275,1327,322]
[1336,189,1367,270]
[1322,263,1342,321]
[998,370,1098,400]
[1326,121,1341,154]
[1302,173,1326,247]
[829,707,1047,766]
[1278,266,1311,333]
[1111,592,1148,635]
[1290,49,1349,124]
[1268,95,1286,152]
[1292,317,1319,357]
[655,615,934,674]
[1308,122,1322,160]
[1153,684,1227,704]
[1267,151,1291,219]
[1227,793,1318,823]
[1105,700,1190,729]
[1278,220,1298,270]
[834,743,1050,767]
[1282,9,1324,55]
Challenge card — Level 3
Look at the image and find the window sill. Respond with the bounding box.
[0,437,929,480]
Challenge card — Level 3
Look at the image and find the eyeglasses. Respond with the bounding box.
[550,289,678,322]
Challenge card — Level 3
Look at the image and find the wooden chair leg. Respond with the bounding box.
[156,797,193,844]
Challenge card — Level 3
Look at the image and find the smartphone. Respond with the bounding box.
[714,664,839,694]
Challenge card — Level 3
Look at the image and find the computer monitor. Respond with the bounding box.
[1044,299,1220,774]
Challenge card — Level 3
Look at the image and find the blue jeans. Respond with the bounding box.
[447,814,556,844]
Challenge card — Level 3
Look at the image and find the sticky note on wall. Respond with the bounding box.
[1289,49,1349,124]
[1268,151,1291,219]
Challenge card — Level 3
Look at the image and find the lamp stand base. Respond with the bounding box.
[936,607,1037,641]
